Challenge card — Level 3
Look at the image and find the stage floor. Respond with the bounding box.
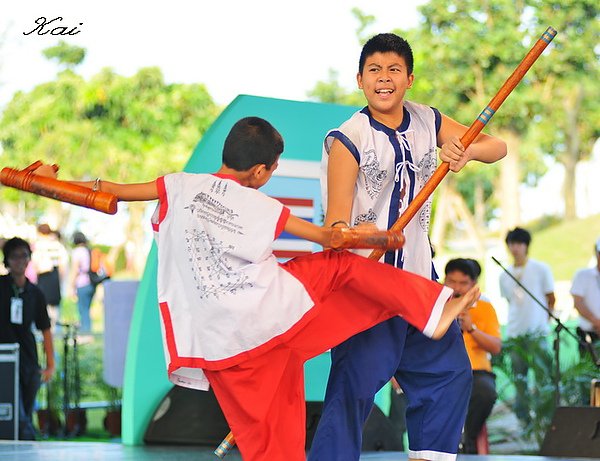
[0,441,597,461]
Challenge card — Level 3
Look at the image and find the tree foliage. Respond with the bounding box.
[0,63,219,215]
[42,40,86,67]
[524,0,600,218]
[307,0,599,224]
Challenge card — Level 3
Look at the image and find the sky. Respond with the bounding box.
[0,0,427,108]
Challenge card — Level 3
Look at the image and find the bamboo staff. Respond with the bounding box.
[368,26,557,262]
[0,162,118,214]
[214,26,558,458]
[329,225,405,251]
[214,431,236,459]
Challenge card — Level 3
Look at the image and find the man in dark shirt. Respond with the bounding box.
[0,237,55,440]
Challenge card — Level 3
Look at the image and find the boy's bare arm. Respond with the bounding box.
[438,114,507,172]
[325,139,359,226]
[74,179,159,201]
[284,214,332,247]
[33,164,159,201]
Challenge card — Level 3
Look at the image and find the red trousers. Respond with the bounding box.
[205,250,451,461]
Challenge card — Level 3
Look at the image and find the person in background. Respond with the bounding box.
[571,237,600,358]
[32,224,69,330]
[444,258,501,454]
[499,227,554,426]
[0,237,55,439]
[69,231,95,335]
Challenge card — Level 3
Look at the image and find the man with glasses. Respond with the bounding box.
[0,237,55,440]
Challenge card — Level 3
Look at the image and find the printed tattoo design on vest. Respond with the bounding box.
[210,178,228,196]
[417,148,437,185]
[417,148,436,232]
[185,191,244,235]
[419,202,432,233]
[353,208,378,226]
[360,149,387,200]
[186,229,252,299]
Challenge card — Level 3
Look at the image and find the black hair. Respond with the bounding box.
[222,117,284,171]
[3,237,32,267]
[505,227,531,246]
[466,258,482,279]
[444,258,481,281]
[73,231,88,246]
[359,33,414,75]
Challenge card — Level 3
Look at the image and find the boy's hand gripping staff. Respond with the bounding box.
[368,26,557,262]
[0,161,118,215]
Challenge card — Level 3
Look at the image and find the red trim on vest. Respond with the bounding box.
[159,301,179,372]
[154,176,168,231]
[274,206,290,239]
[212,173,241,184]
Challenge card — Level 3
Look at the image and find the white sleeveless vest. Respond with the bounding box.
[321,101,439,278]
[152,173,314,390]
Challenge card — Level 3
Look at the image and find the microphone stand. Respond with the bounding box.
[491,256,600,408]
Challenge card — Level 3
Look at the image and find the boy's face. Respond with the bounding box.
[5,247,31,276]
[444,270,476,298]
[357,52,414,117]
[507,241,528,261]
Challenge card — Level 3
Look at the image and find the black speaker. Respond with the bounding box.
[305,401,323,450]
[144,386,229,445]
[145,387,402,450]
[540,406,600,457]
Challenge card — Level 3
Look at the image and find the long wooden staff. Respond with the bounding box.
[368,26,557,262]
[213,25,558,459]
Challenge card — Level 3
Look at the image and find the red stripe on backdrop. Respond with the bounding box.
[274,197,313,207]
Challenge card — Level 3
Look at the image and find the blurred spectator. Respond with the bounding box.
[499,227,555,427]
[0,237,55,439]
[571,237,600,357]
[445,258,502,454]
[31,224,69,329]
[69,231,95,334]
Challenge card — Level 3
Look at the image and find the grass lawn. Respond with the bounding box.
[528,213,600,280]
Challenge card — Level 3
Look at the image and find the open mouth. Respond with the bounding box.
[375,89,394,94]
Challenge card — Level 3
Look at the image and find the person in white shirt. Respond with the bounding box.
[571,238,600,357]
[499,226,555,426]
